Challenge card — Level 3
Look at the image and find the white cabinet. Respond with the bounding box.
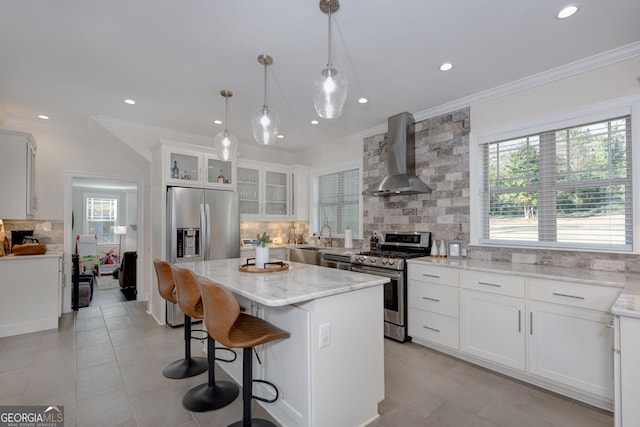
[618,316,640,427]
[527,278,617,401]
[238,161,290,219]
[528,301,614,399]
[460,270,526,371]
[0,129,36,218]
[155,141,236,191]
[408,264,460,350]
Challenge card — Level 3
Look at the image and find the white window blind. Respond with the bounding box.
[86,196,118,244]
[480,116,632,250]
[313,168,360,237]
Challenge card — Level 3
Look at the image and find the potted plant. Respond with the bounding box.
[255,232,271,268]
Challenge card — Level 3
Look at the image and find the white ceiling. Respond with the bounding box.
[1,0,639,158]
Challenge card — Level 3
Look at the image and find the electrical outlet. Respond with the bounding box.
[319,323,331,348]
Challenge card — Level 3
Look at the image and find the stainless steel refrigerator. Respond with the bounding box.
[166,186,240,326]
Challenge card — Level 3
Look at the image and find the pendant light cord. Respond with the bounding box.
[327,3,333,67]
[263,62,268,109]
[224,96,229,133]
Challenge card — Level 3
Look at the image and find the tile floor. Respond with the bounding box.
[0,288,614,427]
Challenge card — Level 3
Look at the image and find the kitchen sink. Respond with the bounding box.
[289,247,322,265]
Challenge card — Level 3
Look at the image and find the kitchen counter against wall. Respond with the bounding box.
[409,256,639,317]
[0,252,63,337]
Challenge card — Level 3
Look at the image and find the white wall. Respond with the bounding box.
[2,122,150,311]
[471,56,640,133]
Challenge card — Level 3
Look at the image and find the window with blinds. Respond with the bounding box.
[312,168,360,237]
[86,196,119,244]
[480,116,632,250]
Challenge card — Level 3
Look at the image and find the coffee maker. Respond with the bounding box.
[10,230,34,251]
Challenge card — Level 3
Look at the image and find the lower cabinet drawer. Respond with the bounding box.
[409,282,459,317]
[527,278,621,311]
[408,308,459,349]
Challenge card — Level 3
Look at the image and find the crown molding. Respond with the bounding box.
[413,41,640,122]
[3,118,87,137]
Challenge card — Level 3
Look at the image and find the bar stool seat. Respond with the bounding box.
[153,259,207,379]
[198,276,290,427]
[172,266,239,412]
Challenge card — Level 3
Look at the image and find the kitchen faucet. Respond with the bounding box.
[320,223,332,247]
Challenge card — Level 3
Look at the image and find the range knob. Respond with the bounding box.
[369,258,377,264]
[388,258,396,266]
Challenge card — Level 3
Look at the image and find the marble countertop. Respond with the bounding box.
[407,257,640,319]
[177,258,389,307]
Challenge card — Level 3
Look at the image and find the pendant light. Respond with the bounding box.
[214,90,238,161]
[251,54,280,145]
[312,0,347,119]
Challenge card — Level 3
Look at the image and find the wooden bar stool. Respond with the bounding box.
[197,276,290,427]
[172,266,239,412]
[153,259,208,379]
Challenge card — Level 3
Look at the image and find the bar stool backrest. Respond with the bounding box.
[172,266,204,319]
[197,277,241,348]
[153,259,177,304]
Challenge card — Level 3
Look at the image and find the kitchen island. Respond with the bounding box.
[178,258,389,427]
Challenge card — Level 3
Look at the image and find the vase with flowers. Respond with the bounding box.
[255,232,271,268]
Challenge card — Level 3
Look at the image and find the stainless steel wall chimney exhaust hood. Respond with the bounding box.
[363,112,431,196]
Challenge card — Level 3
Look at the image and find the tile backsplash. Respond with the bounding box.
[2,219,64,252]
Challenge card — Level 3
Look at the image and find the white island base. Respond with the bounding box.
[180,259,386,427]
[221,285,384,427]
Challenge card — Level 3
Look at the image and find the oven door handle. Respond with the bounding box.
[351,265,402,279]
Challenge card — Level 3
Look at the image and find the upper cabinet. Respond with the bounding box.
[153,141,236,191]
[0,130,36,218]
[237,161,289,220]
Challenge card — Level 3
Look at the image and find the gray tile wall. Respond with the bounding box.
[362,107,640,272]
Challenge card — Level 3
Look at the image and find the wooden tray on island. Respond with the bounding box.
[239,260,289,273]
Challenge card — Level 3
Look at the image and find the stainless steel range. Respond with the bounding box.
[351,231,431,342]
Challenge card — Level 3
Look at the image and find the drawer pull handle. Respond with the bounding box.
[530,312,533,335]
[422,296,440,302]
[422,325,440,333]
[478,281,502,288]
[422,274,441,279]
[552,292,585,300]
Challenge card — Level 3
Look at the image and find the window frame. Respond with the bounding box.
[84,193,121,245]
[470,95,640,253]
[311,161,363,239]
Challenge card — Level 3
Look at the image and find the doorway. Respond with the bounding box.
[64,172,142,312]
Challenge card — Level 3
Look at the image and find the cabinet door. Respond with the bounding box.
[203,154,236,190]
[460,290,525,371]
[238,167,261,217]
[264,170,289,218]
[167,149,202,186]
[620,316,640,426]
[528,301,614,399]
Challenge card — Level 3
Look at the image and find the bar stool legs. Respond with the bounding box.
[182,334,239,412]
[229,347,279,427]
[162,314,208,379]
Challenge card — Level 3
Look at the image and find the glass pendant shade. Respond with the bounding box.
[313,0,347,119]
[251,106,280,145]
[214,130,238,161]
[214,90,237,161]
[312,66,348,119]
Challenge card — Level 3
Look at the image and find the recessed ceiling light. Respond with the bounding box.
[124,99,136,105]
[557,5,578,19]
[311,120,319,125]
[277,134,284,139]
[358,97,368,104]
[440,62,453,72]
[213,120,222,125]
[37,115,49,120]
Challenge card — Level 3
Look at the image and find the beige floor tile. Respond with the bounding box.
[120,359,173,396]
[74,315,106,332]
[75,305,102,319]
[21,361,76,404]
[108,326,145,347]
[112,340,156,367]
[425,401,501,427]
[373,402,431,427]
[76,327,111,348]
[100,303,129,318]
[0,343,38,372]
[76,383,135,427]
[104,314,135,331]
[0,366,31,400]
[128,383,193,427]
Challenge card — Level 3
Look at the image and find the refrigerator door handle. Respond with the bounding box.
[168,188,177,263]
[203,202,211,260]
[200,202,206,260]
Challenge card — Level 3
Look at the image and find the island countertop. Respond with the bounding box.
[176,258,389,307]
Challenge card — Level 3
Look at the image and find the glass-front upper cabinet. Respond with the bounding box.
[237,162,290,219]
[162,144,236,190]
[265,171,288,216]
